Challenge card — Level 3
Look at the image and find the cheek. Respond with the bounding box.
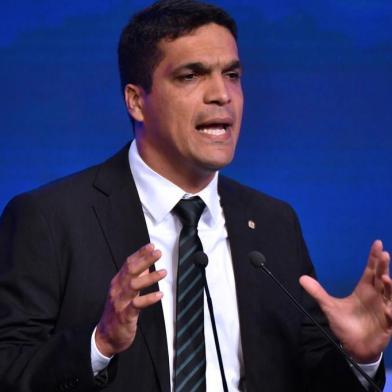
[233,87,244,111]
[144,99,175,134]
[234,97,244,130]
[167,99,195,129]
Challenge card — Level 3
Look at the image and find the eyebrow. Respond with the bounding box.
[172,59,242,75]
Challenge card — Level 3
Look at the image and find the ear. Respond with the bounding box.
[124,84,145,123]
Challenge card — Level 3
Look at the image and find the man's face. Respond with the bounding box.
[133,23,243,190]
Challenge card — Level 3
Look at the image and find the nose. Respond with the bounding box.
[204,74,231,106]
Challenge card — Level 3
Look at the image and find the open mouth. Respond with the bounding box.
[195,121,232,136]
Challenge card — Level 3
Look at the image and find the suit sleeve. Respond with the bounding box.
[0,194,113,392]
[290,207,386,391]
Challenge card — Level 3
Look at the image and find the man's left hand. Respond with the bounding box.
[300,239,392,363]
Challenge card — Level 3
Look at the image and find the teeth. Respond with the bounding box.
[197,127,226,135]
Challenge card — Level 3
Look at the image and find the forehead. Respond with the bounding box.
[156,23,239,71]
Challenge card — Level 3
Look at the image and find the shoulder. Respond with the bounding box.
[219,175,297,221]
[1,143,131,219]
[4,164,98,216]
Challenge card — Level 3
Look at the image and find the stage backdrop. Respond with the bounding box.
[1,0,391,369]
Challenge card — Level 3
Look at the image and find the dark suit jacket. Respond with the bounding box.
[0,144,385,392]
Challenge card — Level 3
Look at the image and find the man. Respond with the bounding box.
[0,0,390,391]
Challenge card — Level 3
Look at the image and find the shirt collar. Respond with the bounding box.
[128,140,220,226]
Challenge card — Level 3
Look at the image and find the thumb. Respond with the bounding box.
[299,275,333,310]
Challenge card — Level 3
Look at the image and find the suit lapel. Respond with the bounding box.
[218,176,270,391]
[92,144,170,392]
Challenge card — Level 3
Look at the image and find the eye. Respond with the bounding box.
[225,71,241,81]
[178,72,198,82]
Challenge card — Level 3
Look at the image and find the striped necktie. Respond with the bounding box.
[173,196,206,392]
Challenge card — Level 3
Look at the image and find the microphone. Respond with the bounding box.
[193,251,228,392]
[248,251,381,392]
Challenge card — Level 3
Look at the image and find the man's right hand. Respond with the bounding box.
[95,243,166,357]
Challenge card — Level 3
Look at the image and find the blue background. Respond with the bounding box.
[1,0,391,376]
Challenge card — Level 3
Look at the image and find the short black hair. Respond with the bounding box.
[118,0,237,94]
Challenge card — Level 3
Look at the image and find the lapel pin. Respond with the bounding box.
[248,220,256,229]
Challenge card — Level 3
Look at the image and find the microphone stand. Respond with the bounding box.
[194,252,228,392]
[249,250,381,392]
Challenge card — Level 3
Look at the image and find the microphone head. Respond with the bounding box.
[248,251,267,269]
[193,251,208,268]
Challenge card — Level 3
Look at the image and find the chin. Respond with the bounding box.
[200,157,233,172]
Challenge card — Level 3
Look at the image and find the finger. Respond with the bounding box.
[360,240,386,286]
[367,240,384,271]
[123,244,162,277]
[376,251,390,281]
[130,291,164,310]
[121,291,164,323]
[381,274,392,303]
[114,244,155,284]
[383,300,392,326]
[381,286,392,329]
[110,244,161,301]
[124,269,167,294]
[299,275,334,310]
[373,251,390,298]
[117,265,165,303]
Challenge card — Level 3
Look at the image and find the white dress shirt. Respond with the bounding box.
[91,140,380,390]
[93,140,244,391]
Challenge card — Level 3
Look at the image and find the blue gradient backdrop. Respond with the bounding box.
[1,0,391,376]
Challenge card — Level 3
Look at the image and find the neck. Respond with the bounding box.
[136,140,215,194]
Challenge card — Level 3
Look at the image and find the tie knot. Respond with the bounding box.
[173,196,206,227]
